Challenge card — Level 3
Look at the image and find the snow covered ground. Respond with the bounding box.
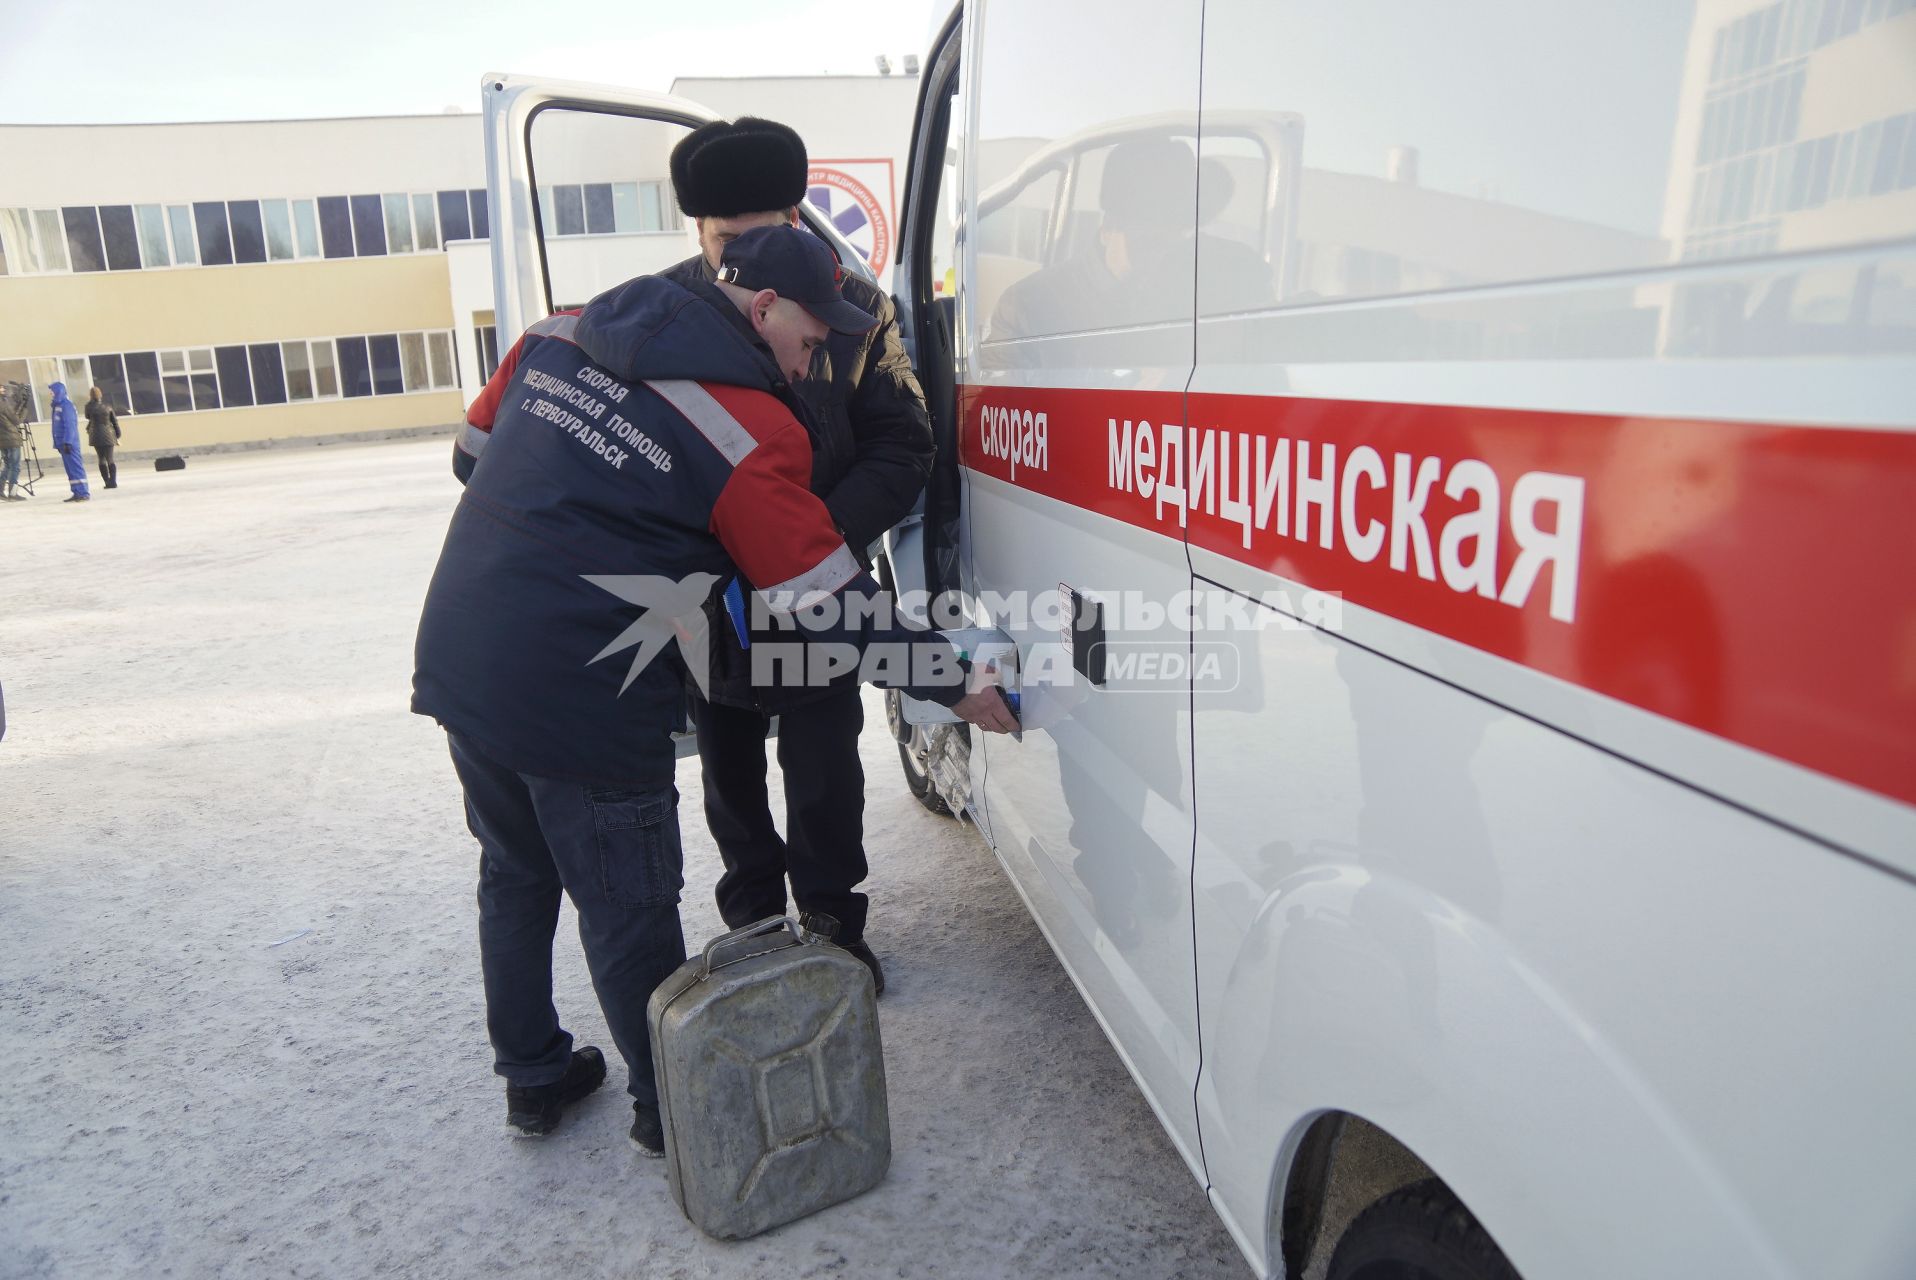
[0,439,1246,1279]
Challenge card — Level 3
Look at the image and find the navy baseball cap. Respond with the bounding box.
[716,226,877,335]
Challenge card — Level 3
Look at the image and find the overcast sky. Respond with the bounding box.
[0,0,942,124]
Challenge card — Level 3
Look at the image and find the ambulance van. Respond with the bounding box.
[483,1,1916,1275]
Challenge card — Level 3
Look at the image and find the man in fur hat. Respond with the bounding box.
[661,117,934,996]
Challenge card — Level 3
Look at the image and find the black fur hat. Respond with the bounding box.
[670,117,809,218]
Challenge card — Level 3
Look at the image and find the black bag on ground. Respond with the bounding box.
[154,455,186,472]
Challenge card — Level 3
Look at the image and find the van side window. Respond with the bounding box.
[970,0,1202,351]
[974,167,1059,321]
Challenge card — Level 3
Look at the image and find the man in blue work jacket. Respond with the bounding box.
[48,382,88,502]
[415,226,1017,1157]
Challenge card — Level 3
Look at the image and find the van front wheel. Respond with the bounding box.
[1325,1179,1520,1280]
[884,688,951,816]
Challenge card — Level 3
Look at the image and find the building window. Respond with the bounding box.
[399,332,430,392]
[99,206,142,271]
[412,193,439,251]
[611,183,641,233]
[247,344,287,405]
[88,353,129,408]
[553,184,585,236]
[368,333,404,395]
[581,183,613,234]
[261,200,296,261]
[125,351,165,415]
[292,199,321,258]
[229,200,267,264]
[0,209,37,274]
[214,345,254,407]
[337,336,372,397]
[318,196,354,259]
[167,205,198,266]
[427,331,456,389]
[468,189,490,239]
[188,348,219,410]
[64,206,107,272]
[476,324,500,382]
[282,341,314,401]
[437,189,471,242]
[135,205,171,268]
[31,210,68,272]
[311,339,340,398]
[383,193,414,254]
[349,194,387,256]
[194,201,233,266]
[160,351,193,412]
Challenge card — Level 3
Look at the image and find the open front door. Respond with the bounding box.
[480,74,881,345]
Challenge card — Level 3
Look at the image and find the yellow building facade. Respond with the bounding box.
[0,114,488,454]
[0,76,924,456]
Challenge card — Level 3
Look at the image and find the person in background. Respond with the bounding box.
[84,387,121,490]
[48,382,88,503]
[0,389,25,502]
[661,117,935,996]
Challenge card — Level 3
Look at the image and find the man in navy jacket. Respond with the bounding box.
[414,227,1015,1155]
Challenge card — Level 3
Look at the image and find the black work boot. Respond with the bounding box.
[629,1101,665,1158]
[504,1045,606,1137]
[840,941,886,997]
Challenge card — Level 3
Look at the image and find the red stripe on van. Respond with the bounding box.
[959,384,1916,808]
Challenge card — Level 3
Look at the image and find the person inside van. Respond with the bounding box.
[989,135,1275,343]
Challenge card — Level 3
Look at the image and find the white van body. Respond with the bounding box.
[485,3,1916,1274]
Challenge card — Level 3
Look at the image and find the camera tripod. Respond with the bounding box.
[13,423,46,498]
[3,382,45,499]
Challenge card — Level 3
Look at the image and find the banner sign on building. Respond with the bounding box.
[808,161,896,289]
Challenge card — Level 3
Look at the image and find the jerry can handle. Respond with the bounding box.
[700,916,801,979]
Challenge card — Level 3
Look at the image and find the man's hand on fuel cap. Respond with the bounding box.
[952,685,1019,734]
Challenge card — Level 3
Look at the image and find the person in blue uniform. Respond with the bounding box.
[48,383,88,503]
[418,226,1017,1158]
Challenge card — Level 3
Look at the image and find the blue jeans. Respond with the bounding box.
[1,447,19,492]
[447,731,686,1106]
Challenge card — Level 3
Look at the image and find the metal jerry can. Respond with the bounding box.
[647,915,890,1240]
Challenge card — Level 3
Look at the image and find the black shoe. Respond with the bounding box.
[504,1045,606,1137]
[629,1102,665,1158]
[64,495,88,503]
[841,940,886,996]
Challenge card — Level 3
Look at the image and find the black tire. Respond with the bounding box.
[1326,1178,1520,1280]
[885,687,952,816]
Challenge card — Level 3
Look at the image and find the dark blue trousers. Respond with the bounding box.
[691,687,870,943]
[447,731,686,1107]
[58,445,88,497]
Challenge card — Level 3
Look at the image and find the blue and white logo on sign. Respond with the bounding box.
[807,164,892,282]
